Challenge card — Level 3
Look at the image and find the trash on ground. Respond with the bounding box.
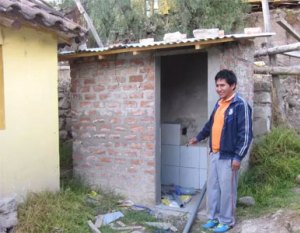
[145,222,178,232]
[102,211,124,225]
[87,220,101,233]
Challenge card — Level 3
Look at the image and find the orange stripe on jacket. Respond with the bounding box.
[212,94,235,153]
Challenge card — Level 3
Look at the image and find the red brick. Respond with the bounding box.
[80,117,90,123]
[99,94,109,100]
[115,126,126,131]
[144,169,155,175]
[116,158,126,164]
[124,100,137,108]
[142,82,154,90]
[94,85,105,92]
[115,59,126,66]
[129,75,143,82]
[100,61,110,68]
[108,85,119,91]
[131,126,144,132]
[110,118,120,124]
[131,58,144,65]
[124,135,137,140]
[141,135,154,141]
[100,157,112,163]
[80,86,90,92]
[84,79,96,85]
[125,118,137,124]
[106,102,120,108]
[129,92,143,99]
[131,159,140,165]
[141,101,154,107]
[80,101,92,107]
[84,94,96,100]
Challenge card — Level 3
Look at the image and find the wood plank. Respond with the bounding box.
[254,65,300,75]
[276,17,300,41]
[254,42,300,57]
[283,51,300,58]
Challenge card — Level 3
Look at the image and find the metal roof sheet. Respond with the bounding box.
[59,32,275,59]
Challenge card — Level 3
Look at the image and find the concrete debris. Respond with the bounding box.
[87,220,101,233]
[193,28,219,39]
[110,225,145,231]
[238,196,256,207]
[102,211,124,225]
[145,222,178,232]
[296,174,300,184]
[0,196,18,232]
[94,215,103,228]
[117,199,135,207]
[163,32,187,42]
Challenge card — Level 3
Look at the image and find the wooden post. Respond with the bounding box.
[74,0,104,48]
[261,0,289,127]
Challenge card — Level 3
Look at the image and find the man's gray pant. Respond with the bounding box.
[207,152,238,226]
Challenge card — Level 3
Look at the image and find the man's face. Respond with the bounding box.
[215,78,236,100]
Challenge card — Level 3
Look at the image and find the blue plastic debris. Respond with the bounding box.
[102,211,124,225]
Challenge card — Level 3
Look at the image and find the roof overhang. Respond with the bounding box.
[59,32,275,61]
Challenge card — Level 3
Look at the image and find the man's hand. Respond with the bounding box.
[232,160,240,170]
[188,137,198,146]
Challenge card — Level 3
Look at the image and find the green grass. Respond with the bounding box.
[238,127,300,215]
[15,179,157,233]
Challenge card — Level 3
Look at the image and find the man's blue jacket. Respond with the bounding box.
[196,93,253,162]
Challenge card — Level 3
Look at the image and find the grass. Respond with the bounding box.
[237,127,300,217]
[15,179,157,233]
[15,141,158,233]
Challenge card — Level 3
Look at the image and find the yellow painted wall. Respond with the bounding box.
[0,25,59,198]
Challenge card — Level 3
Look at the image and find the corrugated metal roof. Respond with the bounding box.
[0,0,87,43]
[59,32,275,60]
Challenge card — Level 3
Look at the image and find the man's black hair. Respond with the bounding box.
[215,69,237,86]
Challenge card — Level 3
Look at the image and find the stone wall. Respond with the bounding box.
[253,74,272,136]
[59,64,72,141]
[247,8,300,130]
[70,54,156,206]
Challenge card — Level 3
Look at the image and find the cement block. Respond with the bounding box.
[254,105,272,119]
[254,92,271,104]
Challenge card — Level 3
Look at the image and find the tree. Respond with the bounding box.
[58,0,250,46]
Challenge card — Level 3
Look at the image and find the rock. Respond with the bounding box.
[238,196,256,206]
[0,196,17,214]
[296,175,300,184]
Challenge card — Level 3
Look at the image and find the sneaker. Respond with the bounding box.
[213,223,231,233]
[202,219,219,229]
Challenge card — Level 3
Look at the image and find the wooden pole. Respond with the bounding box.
[254,66,300,75]
[254,42,300,57]
[261,0,289,127]
[74,0,104,48]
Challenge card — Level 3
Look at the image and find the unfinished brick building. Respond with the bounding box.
[60,32,272,206]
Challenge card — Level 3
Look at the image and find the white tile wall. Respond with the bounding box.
[180,146,200,168]
[161,165,179,185]
[161,145,180,166]
[161,141,208,189]
[179,167,200,189]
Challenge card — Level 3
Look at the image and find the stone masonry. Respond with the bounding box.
[70,53,156,206]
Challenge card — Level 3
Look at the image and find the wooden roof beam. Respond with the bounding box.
[276,16,300,41]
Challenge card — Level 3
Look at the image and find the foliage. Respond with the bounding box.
[15,179,157,233]
[238,127,300,206]
[57,0,250,46]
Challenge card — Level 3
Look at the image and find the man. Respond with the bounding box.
[189,69,253,233]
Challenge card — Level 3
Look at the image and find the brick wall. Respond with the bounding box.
[70,53,157,206]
